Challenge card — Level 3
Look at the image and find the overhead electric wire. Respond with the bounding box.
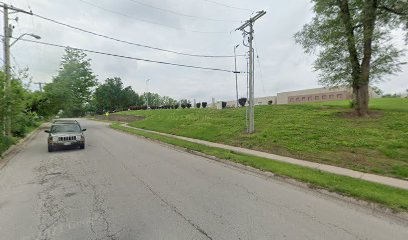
[78,0,229,34]
[5,36,238,73]
[202,0,253,12]
[127,0,240,22]
[33,13,243,58]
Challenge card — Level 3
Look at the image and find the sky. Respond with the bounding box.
[4,0,408,102]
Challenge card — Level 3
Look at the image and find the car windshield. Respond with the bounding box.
[51,124,81,133]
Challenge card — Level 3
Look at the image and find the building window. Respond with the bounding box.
[337,94,343,99]
[322,95,327,100]
[302,97,306,101]
[296,98,300,102]
[315,96,320,101]
[329,95,334,99]
[289,98,294,102]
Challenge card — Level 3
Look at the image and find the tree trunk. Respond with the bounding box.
[352,84,360,110]
[337,0,362,112]
[358,0,378,117]
[358,82,369,116]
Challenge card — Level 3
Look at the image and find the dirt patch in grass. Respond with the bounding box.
[94,114,145,123]
[337,110,384,119]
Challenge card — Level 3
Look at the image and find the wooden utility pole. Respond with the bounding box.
[3,5,11,136]
[236,11,266,134]
[34,82,47,92]
[1,3,34,136]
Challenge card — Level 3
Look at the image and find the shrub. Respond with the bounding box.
[0,136,15,156]
[174,104,179,109]
[187,103,192,109]
[238,98,247,107]
[196,103,201,108]
[202,102,207,108]
[181,104,186,109]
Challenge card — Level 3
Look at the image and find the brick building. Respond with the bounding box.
[215,86,379,108]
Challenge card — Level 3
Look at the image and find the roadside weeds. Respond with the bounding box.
[0,123,47,170]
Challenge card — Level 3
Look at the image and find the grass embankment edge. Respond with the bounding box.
[0,120,45,158]
[110,123,408,212]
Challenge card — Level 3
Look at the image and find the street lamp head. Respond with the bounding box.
[10,33,42,47]
[30,34,41,40]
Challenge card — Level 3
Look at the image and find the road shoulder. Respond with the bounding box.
[107,121,408,222]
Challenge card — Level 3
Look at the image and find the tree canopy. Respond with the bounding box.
[93,77,143,113]
[44,48,97,117]
[295,0,407,116]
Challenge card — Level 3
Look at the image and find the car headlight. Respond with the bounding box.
[52,137,58,142]
[76,135,82,141]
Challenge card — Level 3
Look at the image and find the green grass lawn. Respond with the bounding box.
[117,98,408,179]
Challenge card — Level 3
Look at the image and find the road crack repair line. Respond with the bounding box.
[36,159,68,240]
[69,149,123,240]
[88,181,122,240]
[114,159,214,240]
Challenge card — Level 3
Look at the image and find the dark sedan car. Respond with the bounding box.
[45,123,86,152]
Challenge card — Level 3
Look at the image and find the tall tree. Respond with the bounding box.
[45,48,97,117]
[122,86,143,107]
[93,77,143,113]
[295,0,407,116]
[94,77,124,113]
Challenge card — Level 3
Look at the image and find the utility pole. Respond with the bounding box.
[3,5,11,136]
[234,44,239,107]
[34,82,47,92]
[2,3,34,136]
[236,11,266,134]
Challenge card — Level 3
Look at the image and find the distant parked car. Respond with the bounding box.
[45,123,86,152]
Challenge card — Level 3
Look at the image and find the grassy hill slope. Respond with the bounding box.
[117,98,408,179]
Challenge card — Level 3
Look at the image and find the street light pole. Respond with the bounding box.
[234,44,239,107]
[145,79,150,109]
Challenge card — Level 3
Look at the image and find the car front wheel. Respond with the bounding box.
[48,145,54,152]
[80,144,85,149]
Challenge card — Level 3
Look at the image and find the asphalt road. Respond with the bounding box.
[0,119,407,240]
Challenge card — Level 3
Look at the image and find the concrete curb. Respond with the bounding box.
[0,123,46,170]
[123,123,408,191]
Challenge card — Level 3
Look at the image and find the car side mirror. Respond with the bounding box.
[44,130,50,133]
[82,129,87,132]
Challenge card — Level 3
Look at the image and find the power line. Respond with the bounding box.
[254,39,266,96]
[33,13,242,58]
[127,0,240,23]
[6,36,237,73]
[78,0,229,34]
[202,0,253,12]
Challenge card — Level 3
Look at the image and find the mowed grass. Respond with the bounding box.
[117,98,408,179]
[111,123,408,212]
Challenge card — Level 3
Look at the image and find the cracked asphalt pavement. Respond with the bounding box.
[0,119,407,240]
